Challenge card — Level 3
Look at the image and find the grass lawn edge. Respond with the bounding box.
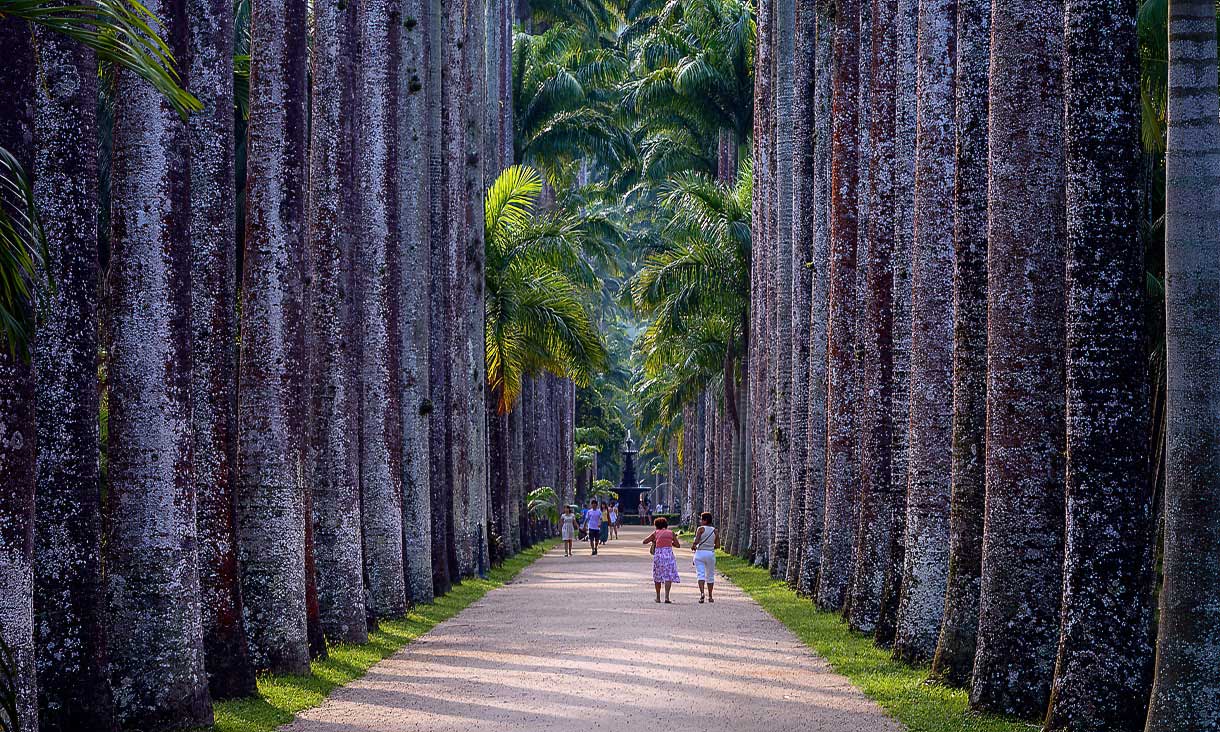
[715,553,1041,732]
[206,540,559,732]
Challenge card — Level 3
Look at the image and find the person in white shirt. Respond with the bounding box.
[691,512,719,603]
[583,499,602,555]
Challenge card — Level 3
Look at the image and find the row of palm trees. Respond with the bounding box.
[639,0,1219,730]
[0,0,604,730]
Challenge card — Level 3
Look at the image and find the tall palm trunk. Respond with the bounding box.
[106,0,213,725]
[1044,1,1153,729]
[309,0,367,643]
[894,0,956,665]
[930,0,989,687]
[797,0,835,596]
[31,17,118,726]
[426,0,455,596]
[1144,1,1220,729]
[817,0,861,612]
[357,0,408,619]
[769,0,795,579]
[846,0,896,636]
[876,0,917,648]
[0,23,37,730]
[970,0,1066,717]
[238,0,312,674]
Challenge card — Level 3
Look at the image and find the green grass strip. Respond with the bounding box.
[206,540,558,732]
[716,553,1040,732]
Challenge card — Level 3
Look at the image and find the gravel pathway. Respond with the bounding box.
[281,525,903,732]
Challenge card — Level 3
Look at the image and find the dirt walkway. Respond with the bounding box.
[282,525,903,732]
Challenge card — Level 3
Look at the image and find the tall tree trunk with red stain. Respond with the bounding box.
[30,11,120,725]
[238,0,312,674]
[817,0,861,612]
[106,0,214,725]
[970,0,1066,717]
[930,0,989,687]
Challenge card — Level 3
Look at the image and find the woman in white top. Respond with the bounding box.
[560,505,577,557]
[692,512,719,603]
[608,504,619,540]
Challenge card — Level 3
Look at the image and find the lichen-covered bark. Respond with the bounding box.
[30,18,118,727]
[1143,1,1220,730]
[768,0,795,580]
[399,0,436,603]
[1044,1,1154,729]
[817,0,861,613]
[930,0,988,687]
[875,0,917,649]
[796,0,834,596]
[106,0,214,724]
[846,0,895,637]
[970,0,1066,717]
[508,404,524,553]
[184,0,260,697]
[308,0,367,644]
[238,0,312,674]
[749,0,773,569]
[0,25,37,729]
[894,0,956,666]
[356,0,408,619]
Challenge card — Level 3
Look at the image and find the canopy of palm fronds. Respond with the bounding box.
[485,165,609,413]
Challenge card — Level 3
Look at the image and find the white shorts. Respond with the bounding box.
[693,550,716,582]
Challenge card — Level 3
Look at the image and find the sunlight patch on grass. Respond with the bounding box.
[206,541,558,732]
[716,554,1040,732]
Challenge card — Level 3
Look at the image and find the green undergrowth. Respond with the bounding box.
[716,554,1039,732]
[205,540,558,732]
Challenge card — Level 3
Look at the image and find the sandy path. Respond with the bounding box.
[281,525,903,732]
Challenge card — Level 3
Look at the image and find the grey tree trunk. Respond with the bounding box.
[894,0,956,665]
[238,0,312,674]
[1144,1,1220,730]
[846,0,896,636]
[106,0,214,724]
[876,0,917,649]
[356,0,408,619]
[970,0,1066,717]
[31,17,119,726]
[817,0,861,612]
[308,0,367,643]
[930,0,989,687]
[1044,0,1154,728]
[0,25,37,729]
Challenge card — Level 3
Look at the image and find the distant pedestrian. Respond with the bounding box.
[639,497,649,526]
[560,505,577,557]
[599,501,611,545]
[691,512,718,603]
[584,499,601,555]
[609,503,620,540]
[644,517,681,603]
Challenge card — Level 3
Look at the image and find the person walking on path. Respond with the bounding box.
[644,517,682,603]
[584,499,601,555]
[560,505,577,557]
[599,502,611,545]
[639,497,649,526]
[692,512,718,603]
[609,503,620,540]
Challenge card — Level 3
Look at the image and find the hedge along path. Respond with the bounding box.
[202,542,556,732]
[280,525,900,732]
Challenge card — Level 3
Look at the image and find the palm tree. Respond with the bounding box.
[876,0,917,648]
[355,0,407,619]
[237,0,311,675]
[894,0,956,666]
[307,0,366,643]
[1144,1,1220,729]
[1044,1,1154,728]
[817,0,861,612]
[930,0,989,687]
[845,0,896,636]
[398,0,435,605]
[105,0,212,724]
[29,13,117,728]
[970,0,1066,718]
[0,20,36,731]
[188,0,257,698]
